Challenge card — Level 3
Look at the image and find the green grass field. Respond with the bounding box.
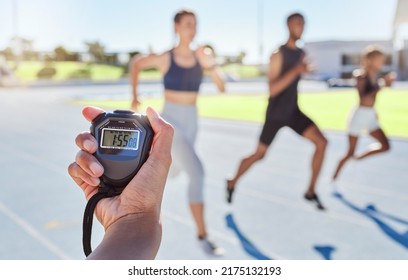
[221,63,262,78]
[12,61,260,82]
[72,88,408,138]
[13,61,124,81]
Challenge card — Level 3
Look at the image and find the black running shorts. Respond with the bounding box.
[259,110,315,146]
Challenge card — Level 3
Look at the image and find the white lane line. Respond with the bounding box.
[201,120,408,201]
[345,182,408,202]
[44,220,81,230]
[0,145,69,178]
[239,188,373,228]
[1,143,287,258]
[2,126,407,204]
[162,211,287,260]
[205,177,374,228]
[0,201,71,260]
[0,136,404,257]
[0,145,72,259]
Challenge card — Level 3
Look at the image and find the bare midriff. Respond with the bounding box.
[164,89,198,105]
[359,94,376,107]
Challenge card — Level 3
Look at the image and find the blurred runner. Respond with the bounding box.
[129,9,226,256]
[226,13,328,210]
[332,46,394,184]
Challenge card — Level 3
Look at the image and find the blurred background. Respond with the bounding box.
[0,0,407,260]
[1,0,408,85]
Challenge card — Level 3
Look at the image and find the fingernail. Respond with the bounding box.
[84,139,95,151]
[90,162,103,175]
[91,177,100,186]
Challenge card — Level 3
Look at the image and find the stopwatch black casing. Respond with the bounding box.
[90,109,154,194]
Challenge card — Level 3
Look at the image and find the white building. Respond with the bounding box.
[304,40,398,80]
[304,0,408,80]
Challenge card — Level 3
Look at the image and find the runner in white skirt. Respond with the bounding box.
[332,46,395,182]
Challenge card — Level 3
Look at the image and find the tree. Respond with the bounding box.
[237,51,246,64]
[2,47,14,60]
[84,41,106,63]
[128,50,141,59]
[54,46,69,61]
[10,37,36,60]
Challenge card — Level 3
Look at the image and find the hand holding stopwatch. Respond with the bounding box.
[83,110,154,257]
[91,109,153,192]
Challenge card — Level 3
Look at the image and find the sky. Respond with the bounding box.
[0,0,406,62]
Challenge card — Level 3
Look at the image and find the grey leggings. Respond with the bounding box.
[162,101,205,203]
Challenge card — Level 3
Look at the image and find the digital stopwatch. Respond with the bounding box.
[82,109,154,257]
[90,109,154,192]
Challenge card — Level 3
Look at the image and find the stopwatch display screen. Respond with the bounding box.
[101,128,140,150]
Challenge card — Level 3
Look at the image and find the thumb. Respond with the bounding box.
[82,106,105,122]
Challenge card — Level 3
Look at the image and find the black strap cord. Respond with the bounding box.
[82,185,119,257]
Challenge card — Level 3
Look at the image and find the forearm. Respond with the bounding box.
[87,211,162,260]
[209,67,226,92]
[130,66,141,99]
[269,67,300,97]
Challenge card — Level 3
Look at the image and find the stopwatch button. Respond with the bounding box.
[113,110,135,114]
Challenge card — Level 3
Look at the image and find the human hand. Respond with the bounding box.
[68,106,173,230]
[383,72,396,87]
[196,46,217,69]
[296,54,314,74]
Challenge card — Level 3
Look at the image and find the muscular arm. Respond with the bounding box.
[268,51,303,97]
[196,47,226,93]
[129,54,167,106]
[207,67,226,92]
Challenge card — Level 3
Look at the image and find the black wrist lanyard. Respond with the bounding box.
[82,185,119,257]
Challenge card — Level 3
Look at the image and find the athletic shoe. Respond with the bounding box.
[226,179,235,204]
[199,237,225,256]
[304,193,326,210]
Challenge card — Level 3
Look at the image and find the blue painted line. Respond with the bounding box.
[334,192,408,250]
[314,245,336,260]
[225,213,272,260]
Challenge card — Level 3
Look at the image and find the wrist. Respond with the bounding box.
[110,210,161,231]
[204,64,217,71]
[89,211,161,260]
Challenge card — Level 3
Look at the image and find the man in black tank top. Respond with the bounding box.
[227,13,328,210]
[266,44,304,120]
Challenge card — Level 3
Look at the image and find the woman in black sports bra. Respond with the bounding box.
[332,46,395,182]
[129,9,226,256]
